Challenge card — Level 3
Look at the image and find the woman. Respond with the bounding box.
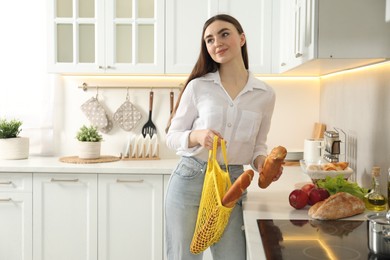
[165,14,282,260]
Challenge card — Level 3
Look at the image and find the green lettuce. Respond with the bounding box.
[316,175,368,199]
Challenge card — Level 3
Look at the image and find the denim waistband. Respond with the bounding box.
[182,156,243,172]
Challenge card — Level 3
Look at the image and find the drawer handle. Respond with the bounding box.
[295,53,303,58]
[116,179,144,183]
[0,198,12,202]
[0,181,13,185]
[50,178,79,182]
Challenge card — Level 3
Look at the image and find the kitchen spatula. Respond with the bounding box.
[142,90,157,138]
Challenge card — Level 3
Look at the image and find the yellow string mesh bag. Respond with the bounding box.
[190,136,233,254]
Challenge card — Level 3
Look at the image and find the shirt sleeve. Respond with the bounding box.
[166,81,200,154]
[251,88,276,169]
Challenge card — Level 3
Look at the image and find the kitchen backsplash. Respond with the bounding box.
[320,62,390,192]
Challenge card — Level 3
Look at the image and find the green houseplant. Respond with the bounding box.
[76,125,103,142]
[0,118,22,138]
[76,125,103,159]
[0,118,29,159]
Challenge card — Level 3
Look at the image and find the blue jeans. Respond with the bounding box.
[165,156,247,260]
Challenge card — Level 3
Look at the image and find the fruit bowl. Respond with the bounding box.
[299,159,353,184]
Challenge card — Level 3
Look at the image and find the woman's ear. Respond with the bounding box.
[240,33,246,47]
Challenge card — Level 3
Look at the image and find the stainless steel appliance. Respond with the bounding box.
[323,130,341,162]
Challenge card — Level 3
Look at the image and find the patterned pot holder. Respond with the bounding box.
[113,91,142,131]
[81,94,112,133]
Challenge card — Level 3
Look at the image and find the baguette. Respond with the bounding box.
[308,192,365,220]
[222,169,254,208]
[258,146,287,189]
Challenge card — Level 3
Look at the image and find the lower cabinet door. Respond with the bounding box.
[0,192,32,260]
[98,174,163,260]
[33,173,98,260]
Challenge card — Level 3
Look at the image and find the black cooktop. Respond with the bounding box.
[257,219,385,260]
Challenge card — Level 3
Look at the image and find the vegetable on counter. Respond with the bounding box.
[316,175,368,199]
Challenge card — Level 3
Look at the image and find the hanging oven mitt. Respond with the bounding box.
[113,93,142,132]
[99,116,113,134]
[81,97,108,129]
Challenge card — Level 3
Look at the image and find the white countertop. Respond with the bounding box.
[0,156,179,174]
[242,166,368,260]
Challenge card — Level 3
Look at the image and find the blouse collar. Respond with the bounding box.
[201,70,268,92]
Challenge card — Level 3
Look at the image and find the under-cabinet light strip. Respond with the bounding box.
[320,60,390,79]
[75,60,390,90]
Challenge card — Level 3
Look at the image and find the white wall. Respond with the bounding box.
[54,76,320,159]
[320,62,390,191]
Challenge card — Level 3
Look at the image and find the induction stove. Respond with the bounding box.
[256,219,386,260]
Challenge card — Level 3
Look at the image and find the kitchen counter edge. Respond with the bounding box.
[0,156,180,174]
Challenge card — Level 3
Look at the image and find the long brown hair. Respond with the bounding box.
[165,14,249,133]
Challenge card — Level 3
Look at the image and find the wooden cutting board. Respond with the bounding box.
[312,123,326,139]
[284,161,300,166]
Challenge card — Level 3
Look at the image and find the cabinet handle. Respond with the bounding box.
[0,198,12,202]
[116,179,144,183]
[50,178,79,182]
[281,62,286,66]
[0,181,13,185]
[98,66,105,69]
[295,53,303,58]
[106,66,113,69]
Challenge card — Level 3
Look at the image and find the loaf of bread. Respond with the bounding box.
[258,146,287,189]
[222,169,254,208]
[308,192,365,220]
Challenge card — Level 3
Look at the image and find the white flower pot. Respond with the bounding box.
[78,141,101,159]
[0,137,29,160]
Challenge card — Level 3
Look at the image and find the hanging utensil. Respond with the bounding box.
[169,90,174,115]
[141,90,157,138]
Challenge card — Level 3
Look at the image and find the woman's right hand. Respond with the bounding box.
[189,129,224,150]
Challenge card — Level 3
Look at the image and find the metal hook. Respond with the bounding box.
[95,86,99,99]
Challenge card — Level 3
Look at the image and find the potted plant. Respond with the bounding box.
[76,125,103,159]
[0,118,29,159]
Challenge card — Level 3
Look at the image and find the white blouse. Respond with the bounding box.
[166,71,276,166]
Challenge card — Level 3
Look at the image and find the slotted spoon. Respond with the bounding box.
[142,90,157,138]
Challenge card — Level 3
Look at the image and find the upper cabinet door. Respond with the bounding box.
[218,0,273,74]
[278,0,390,75]
[48,0,164,74]
[105,0,165,74]
[165,0,272,74]
[48,0,103,73]
[165,0,217,74]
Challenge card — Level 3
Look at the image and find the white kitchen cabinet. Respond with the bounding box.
[278,0,390,75]
[98,174,163,260]
[48,0,164,74]
[0,174,32,260]
[33,173,98,260]
[165,0,273,74]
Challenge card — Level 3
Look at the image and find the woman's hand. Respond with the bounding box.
[189,129,224,150]
[255,155,284,182]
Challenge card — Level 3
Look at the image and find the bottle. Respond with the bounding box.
[388,168,390,209]
[364,166,387,211]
